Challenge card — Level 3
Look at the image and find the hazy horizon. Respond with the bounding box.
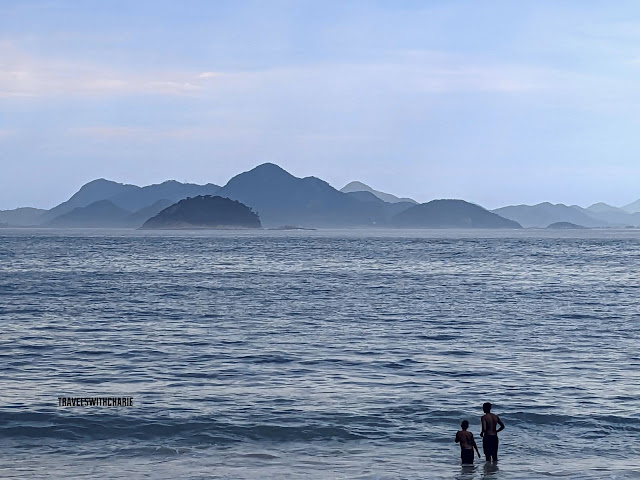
[2,163,639,212]
[3,1,640,210]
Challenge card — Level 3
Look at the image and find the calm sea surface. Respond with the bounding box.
[1,229,639,479]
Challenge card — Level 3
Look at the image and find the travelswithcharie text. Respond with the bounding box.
[58,397,134,407]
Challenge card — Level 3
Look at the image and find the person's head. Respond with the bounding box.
[461,420,469,430]
[483,402,492,413]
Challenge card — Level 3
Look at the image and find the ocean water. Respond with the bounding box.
[1,229,639,479]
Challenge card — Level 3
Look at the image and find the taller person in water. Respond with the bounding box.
[480,402,505,462]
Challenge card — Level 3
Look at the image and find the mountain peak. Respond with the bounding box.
[216,163,385,227]
[221,163,297,190]
[587,202,624,214]
[342,181,372,192]
[341,180,417,204]
[246,162,293,176]
[45,179,140,215]
[80,178,131,188]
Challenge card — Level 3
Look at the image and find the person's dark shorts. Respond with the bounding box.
[461,448,474,464]
[483,434,499,459]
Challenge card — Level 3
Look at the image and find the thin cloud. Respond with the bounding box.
[67,125,262,141]
[198,72,219,79]
[0,41,631,110]
[0,42,221,98]
[145,81,202,93]
[68,126,148,138]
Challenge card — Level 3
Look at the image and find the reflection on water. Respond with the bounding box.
[455,461,499,480]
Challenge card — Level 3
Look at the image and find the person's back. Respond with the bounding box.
[480,402,504,462]
[482,412,500,435]
[455,420,480,464]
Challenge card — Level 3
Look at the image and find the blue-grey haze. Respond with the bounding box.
[4,164,640,229]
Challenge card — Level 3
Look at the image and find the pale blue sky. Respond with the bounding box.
[2,1,640,209]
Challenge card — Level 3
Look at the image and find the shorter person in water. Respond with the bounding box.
[480,402,505,462]
[455,420,481,464]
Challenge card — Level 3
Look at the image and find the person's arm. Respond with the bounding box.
[480,417,486,437]
[455,431,460,443]
[496,415,505,433]
[471,433,481,457]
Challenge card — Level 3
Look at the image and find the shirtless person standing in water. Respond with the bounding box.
[480,402,504,462]
[455,420,481,464]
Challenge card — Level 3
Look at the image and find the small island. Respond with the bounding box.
[546,222,587,229]
[268,225,317,231]
[141,195,261,229]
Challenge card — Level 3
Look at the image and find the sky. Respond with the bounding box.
[2,0,640,210]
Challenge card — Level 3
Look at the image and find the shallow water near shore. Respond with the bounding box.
[1,228,639,479]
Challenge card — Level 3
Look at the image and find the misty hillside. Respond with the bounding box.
[392,200,522,228]
[622,198,640,214]
[0,207,47,226]
[493,201,640,228]
[493,202,609,228]
[37,179,221,227]
[345,190,386,204]
[340,181,417,204]
[39,179,139,223]
[46,200,134,228]
[546,222,586,229]
[45,198,181,228]
[107,180,220,211]
[125,199,175,227]
[582,203,640,226]
[586,202,626,214]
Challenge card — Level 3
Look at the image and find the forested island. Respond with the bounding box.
[141,195,261,229]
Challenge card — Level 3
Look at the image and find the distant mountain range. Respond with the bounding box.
[37,179,221,225]
[213,163,423,227]
[2,163,639,229]
[1,179,221,228]
[492,202,640,228]
[493,203,604,228]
